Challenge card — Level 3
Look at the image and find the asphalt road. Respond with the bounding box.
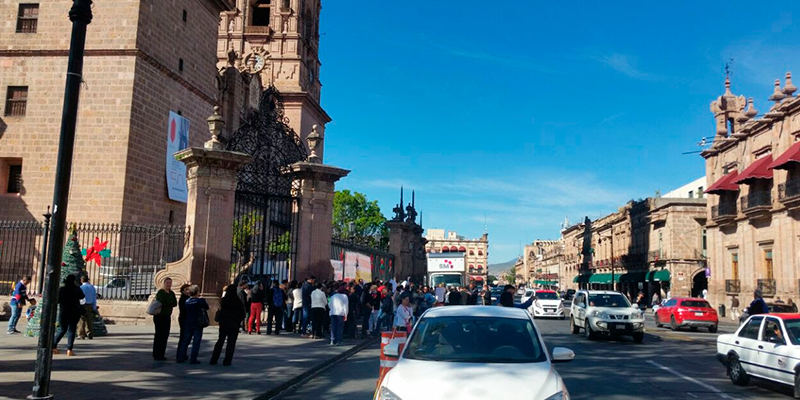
[274,310,796,400]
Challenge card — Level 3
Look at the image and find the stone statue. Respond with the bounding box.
[392,204,404,221]
[405,203,417,223]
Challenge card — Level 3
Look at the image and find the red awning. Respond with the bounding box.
[732,155,773,184]
[705,171,740,194]
[769,141,800,170]
[469,275,485,281]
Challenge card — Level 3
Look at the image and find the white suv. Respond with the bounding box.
[570,290,645,343]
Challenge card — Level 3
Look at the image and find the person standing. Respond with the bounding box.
[379,287,394,332]
[78,276,97,340]
[731,295,740,322]
[345,285,359,338]
[177,285,208,364]
[310,283,327,339]
[285,280,296,332]
[482,285,492,306]
[748,289,769,316]
[266,280,285,335]
[292,282,303,333]
[53,274,85,356]
[466,282,479,305]
[236,281,250,333]
[434,284,446,307]
[329,285,348,345]
[447,287,462,306]
[394,294,413,332]
[301,276,316,335]
[176,283,191,353]
[248,282,265,334]
[152,278,177,361]
[651,292,660,308]
[210,284,246,366]
[7,275,31,335]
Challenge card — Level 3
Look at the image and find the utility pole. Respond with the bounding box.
[610,227,615,292]
[30,1,93,399]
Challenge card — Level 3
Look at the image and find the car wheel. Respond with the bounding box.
[728,354,750,386]
[794,370,800,399]
[670,315,678,331]
[654,313,662,328]
[570,317,579,334]
[585,319,596,340]
[632,332,644,343]
[709,325,718,333]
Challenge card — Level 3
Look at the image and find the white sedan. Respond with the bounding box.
[717,313,800,398]
[377,306,574,400]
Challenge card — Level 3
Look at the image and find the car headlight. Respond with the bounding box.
[595,311,609,319]
[377,386,403,400]
[543,390,570,400]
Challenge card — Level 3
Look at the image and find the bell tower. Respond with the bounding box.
[218,0,330,159]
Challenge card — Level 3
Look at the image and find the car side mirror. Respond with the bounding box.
[551,347,575,363]
[384,341,401,358]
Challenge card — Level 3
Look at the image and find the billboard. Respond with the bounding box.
[427,254,465,272]
[166,111,190,203]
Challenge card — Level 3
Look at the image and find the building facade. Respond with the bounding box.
[702,73,800,309]
[0,0,233,223]
[564,197,707,301]
[523,240,564,289]
[424,229,489,283]
[217,0,330,159]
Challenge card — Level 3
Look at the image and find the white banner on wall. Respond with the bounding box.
[344,251,372,282]
[166,111,190,203]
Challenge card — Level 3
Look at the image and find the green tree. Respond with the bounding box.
[232,211,262,274]
[487,275,498,283]
[62,225,86,284]
[503,267,517,284]
[268,231,292,254]
[332,190,388,247]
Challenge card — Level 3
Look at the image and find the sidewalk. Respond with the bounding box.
[0,320,374,400]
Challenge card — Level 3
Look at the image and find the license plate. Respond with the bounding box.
[614,324,624,330]
[695,312,704,316]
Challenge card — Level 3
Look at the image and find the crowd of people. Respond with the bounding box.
[145,276,526,366]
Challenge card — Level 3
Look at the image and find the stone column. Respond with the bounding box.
[290,162,349,281]
[154,107,251,323]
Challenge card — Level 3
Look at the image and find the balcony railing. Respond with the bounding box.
[779,178,800,204]
[758,279,777,297]
[725,279,741,294]
[741,191,772,211]
[711,202,737,219]
[648,250,664,262]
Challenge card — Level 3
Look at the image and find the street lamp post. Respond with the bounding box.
[30,1,93,399]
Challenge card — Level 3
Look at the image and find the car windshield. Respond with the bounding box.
[587,294,630,308]
[432,275,463,287]
[536,292,559,300]
[770,304,798,313]
[404,316,547,363]
[681,300,710,308]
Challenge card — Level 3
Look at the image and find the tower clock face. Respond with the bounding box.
[253,54,265,72]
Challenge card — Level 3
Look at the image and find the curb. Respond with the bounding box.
[257,336,379,400]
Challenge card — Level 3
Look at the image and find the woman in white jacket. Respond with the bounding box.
[309,283,327,339]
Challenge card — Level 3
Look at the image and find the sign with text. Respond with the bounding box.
[427,255,465,272]
[166,111,190,203]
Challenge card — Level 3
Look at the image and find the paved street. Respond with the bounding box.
[276,311,796,400]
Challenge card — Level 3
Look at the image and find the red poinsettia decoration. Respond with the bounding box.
[84,237,109,267]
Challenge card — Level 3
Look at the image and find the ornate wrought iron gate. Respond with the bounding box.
[227,87,307,284]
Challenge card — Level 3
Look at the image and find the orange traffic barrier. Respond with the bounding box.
[376,330,407,389]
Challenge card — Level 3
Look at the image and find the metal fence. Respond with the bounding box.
[0,221,188,301]
[330,238,395,283]
[230,191,299,285]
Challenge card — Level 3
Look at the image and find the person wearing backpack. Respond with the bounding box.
[151,278,177,361]
[177,285,208,364]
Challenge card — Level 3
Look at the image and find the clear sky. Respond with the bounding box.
[318,1,800,264]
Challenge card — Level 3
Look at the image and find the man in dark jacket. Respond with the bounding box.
[379,287,394,332]
[236,281,250,333]
[345,285,359,338]
[301,275,316,335]
[748,289,770,316]
[266,281,285,335]
[466,282,479,305]
[447,287,462,305]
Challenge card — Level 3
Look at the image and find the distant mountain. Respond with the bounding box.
[487,258,518,276]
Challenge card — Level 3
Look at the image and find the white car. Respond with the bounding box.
[529,290,566,320]
[717,313,800,397]
[569,290,646,343]
[377,306,574,400]
[520,288,535,305]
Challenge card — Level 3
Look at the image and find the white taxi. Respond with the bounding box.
[376,306,574,400]
[529,290,566,320]
[717,313,800,398]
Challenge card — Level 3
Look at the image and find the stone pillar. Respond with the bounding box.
[290,162,349,281]
[387,220,427,284]
[154,107,251,323]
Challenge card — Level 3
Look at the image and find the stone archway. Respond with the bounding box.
[691,267,708,298]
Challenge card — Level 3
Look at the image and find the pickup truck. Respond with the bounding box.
[95,274,154,301]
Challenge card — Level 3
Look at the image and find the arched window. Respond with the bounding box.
[469,250,474,255]
[442,247,450,253]
[478,250,483,255]
[458,246,466,252]
[450,246,458,252]
[469,265,475,273]
[477,265,483,271]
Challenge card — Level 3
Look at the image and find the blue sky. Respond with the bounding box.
[318,2,800,264]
